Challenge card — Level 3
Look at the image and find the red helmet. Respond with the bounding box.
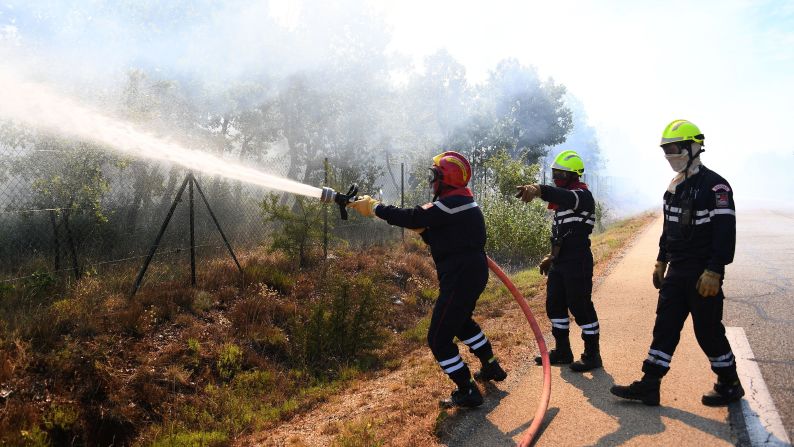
[431,151,471,188]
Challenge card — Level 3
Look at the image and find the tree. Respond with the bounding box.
[3,126,116,277]
[445,59,573,169]
[260,194,325,268]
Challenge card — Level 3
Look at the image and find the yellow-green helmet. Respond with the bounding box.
[551,150,585,176]
[660,119,705,146]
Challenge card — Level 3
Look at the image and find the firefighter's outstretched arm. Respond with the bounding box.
[347,196,449,229]
[537,185,594,210]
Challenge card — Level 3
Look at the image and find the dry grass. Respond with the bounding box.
[0,241,437,446]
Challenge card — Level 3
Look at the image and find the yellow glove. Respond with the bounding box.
[407,227,426,234]
[696,269,722,297]
[539,254,554,276]
[652,261,667,289]
[515,184,542,203]
[347,195,379,218]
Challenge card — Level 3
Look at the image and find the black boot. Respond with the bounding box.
[570,334,602,372]
[439,381,484,409]
[702,379,744,406]
[610,377,661,406]
[535,348,574,365]
[474,358,507,382]
[570,352,602,372]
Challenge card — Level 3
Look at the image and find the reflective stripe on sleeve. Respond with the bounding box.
[571,190,580,210]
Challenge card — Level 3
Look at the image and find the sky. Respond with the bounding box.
[1,0,792,208]
[376,0,794,206]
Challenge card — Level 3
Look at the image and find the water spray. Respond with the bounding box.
[0,68,323,200]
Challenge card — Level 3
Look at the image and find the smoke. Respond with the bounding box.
[0,1,376,84]
[0,67,323,198]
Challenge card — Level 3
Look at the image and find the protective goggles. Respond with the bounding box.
[427,167,441,185]
[661,141,691,155]
[551,169,569,180]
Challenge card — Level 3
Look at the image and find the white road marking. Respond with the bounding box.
[727,327,792,446]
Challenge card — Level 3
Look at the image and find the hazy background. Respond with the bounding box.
[1,0,792,210]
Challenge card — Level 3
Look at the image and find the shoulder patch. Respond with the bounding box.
[715,191,730,208]
[421,202,434,210]
[712,183,731,192]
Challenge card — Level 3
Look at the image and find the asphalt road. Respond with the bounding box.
[724,208,794,442]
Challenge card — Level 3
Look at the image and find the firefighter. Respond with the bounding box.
[516,150,602,372]
[610,119,744,406]
[347,151,506,408]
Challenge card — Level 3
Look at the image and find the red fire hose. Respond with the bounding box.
[487,256,551,447]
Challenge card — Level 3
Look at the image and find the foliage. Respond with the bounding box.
[444,59,573,168]
[483,150,539,197]
[291,274,387,372]
[260,194,325,268]
[481,195,551,267]
[217,344,243,381]
[478,151,551,267]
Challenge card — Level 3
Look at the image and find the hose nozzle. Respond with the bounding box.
[320,184,358,220]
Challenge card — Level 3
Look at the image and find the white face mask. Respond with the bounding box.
[665,153,689,172]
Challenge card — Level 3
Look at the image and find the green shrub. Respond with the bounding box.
[243,264,295,293]
[23,270,58,298]
[20,426,49,447]
[479,151,551,267]
[260,194,324,268]
[416,287,436,306]
[291,275,386,372]
[403,315,431,345]
[44,403,79,431]
[216,344,243,381]
[481,195,550,267]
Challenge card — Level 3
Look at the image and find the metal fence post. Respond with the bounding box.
[323,157,329,259]
[401,162,405,242]
[189,173,196,287]
[130,175,191,297]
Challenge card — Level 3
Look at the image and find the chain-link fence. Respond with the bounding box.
[0,146,428,293]
[1,142,617,293]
